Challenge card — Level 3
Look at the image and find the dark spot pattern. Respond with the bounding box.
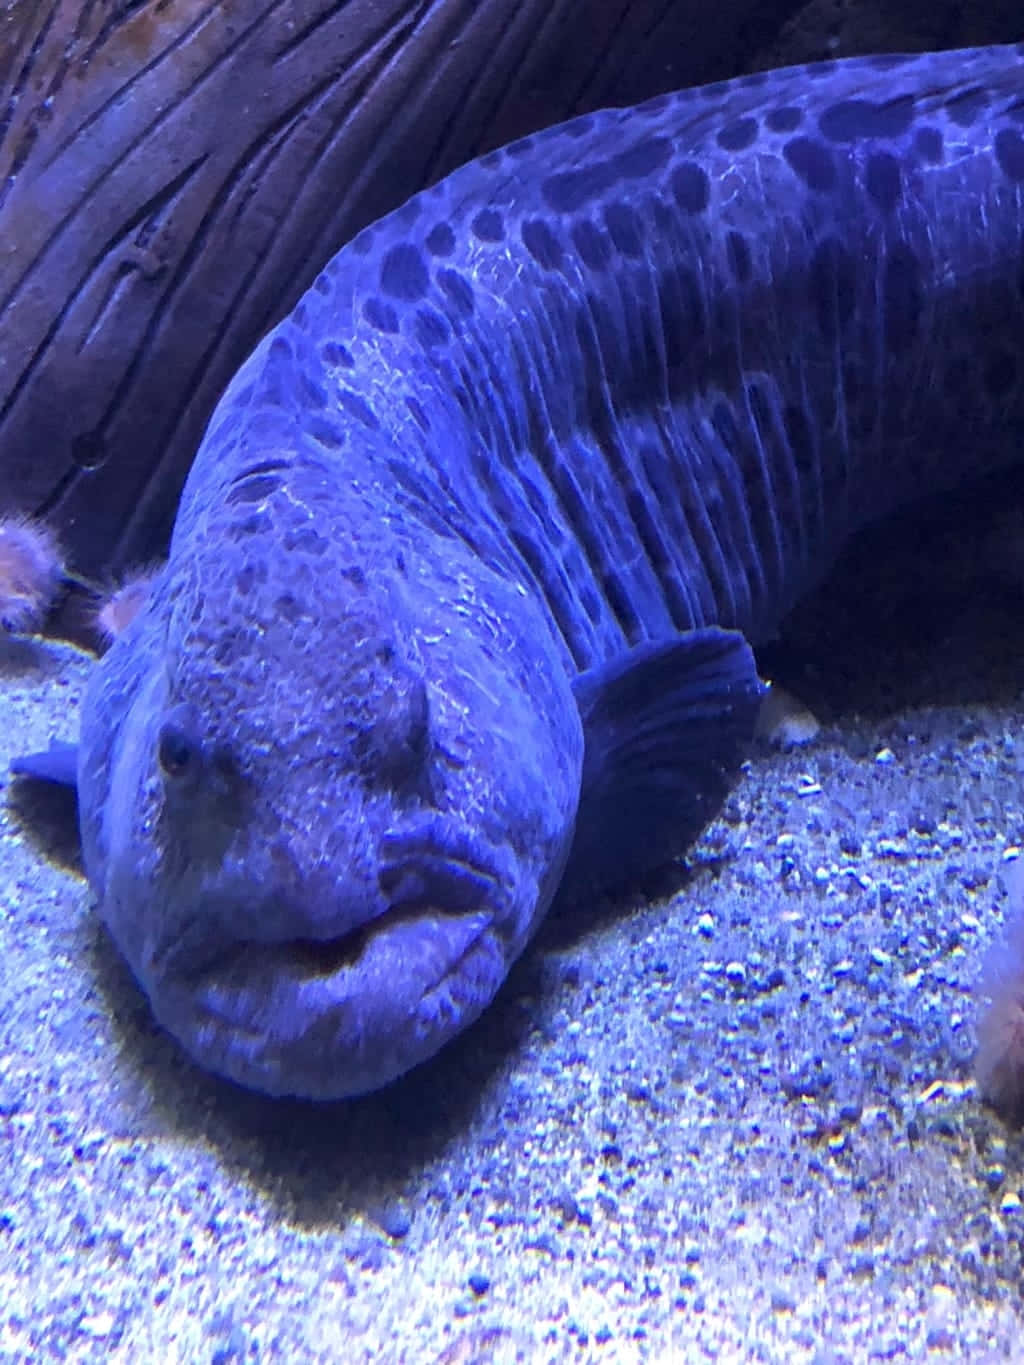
[417,309,453,349]
[670,162,710,214]
[818,95,914,142]
[379,243,429,302]
[283,527,327,556]
[783,137,835,191]
[306,417,344,450]
[230,456,293,481]
[604,202,643,257]
[521,219,564,271]
[225,474,282,506]
[425,223,455,256]
[572,220,612,271]
[414,308,451,349]
[540,136,671,214]
[230,514,264,539]
[234,564,258,595]
[995,128,1024,181]
[717,116,758,152]
[394,197,422,228]
[766,106,802,133]
[274,593,302,623]
[260,337,296,409]
[363,297,399,333]
[337,388,381,431]
[615,136,672,179]
[321,341,354,369]
[542,165,612,214]
[865,152,902,213]
[437,269,474,317]
[506,136,534,157]
[914,127,944,163]
[945,86,988,127]
[472,209,504,242]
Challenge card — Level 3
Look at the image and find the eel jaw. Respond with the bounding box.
[136,846,521,1099]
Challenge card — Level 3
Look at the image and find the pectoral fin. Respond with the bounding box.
[561,627,765,897]
[10,740,80,788]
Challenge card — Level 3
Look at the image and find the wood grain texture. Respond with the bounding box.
[0,0,794,578]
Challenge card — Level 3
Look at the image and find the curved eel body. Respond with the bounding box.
[74,44,1024,1098]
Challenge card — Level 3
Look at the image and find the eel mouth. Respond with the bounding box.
[161,902,505,1099]
[181,895,484,987]
[138,837,518,1096]
[152,833,507,988]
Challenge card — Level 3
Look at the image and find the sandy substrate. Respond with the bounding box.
[2,479,1024,1363]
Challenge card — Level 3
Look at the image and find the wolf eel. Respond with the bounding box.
[52,44,1024,1098]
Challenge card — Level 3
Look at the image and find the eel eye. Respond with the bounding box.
[158,723,197,780]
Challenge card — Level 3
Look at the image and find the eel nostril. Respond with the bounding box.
[403,675,430,758]
[357,670,432,789]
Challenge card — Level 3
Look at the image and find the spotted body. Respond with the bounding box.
[72,44,1024,1098]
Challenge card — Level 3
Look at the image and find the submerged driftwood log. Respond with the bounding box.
[0,0,785,579]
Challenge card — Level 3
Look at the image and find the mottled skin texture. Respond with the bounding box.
[79,44,1024,1098]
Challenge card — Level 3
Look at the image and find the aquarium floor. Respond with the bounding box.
[3,488,1024,1363]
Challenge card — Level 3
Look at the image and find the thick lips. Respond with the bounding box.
[198,894,495,988]
[192,903,496,1003]
[377,831,499,914]
[135,822,523,1096]
[277,834,504,979]
[150,826,512,993]
[182,903,506,1097]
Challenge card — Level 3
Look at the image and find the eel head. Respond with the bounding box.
[76,454,583,1099]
